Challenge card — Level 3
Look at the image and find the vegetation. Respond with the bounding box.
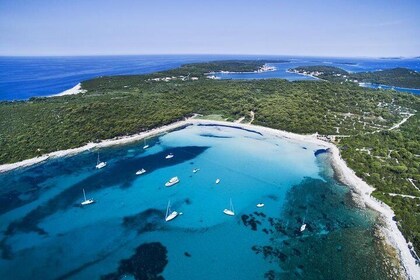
[291,66,420,88]
[0,60,419,256]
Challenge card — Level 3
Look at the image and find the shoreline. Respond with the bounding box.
[285,69,322,81]
[0,118,418,278]
[49,83,86,97]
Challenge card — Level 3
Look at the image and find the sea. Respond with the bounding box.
[0,124,392,279]
[0,55,419,100]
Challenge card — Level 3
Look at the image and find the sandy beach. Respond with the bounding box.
[50,83,86,97]
[0,117,418,279]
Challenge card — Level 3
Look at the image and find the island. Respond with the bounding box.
[289,65,420,89]
[0,60,419,276]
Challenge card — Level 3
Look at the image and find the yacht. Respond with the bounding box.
[300,223,307,232]
[165,153,174,159]
[165,200,178,222]
[136,168,146,175]
[215,178,220,184]
[81,189,95,206]
[95,153,107,169]
[223,198,235,216]
[256,203,265,208]
[143,138,149,149]
[165,176,179,187]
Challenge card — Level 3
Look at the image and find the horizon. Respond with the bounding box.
[1,0,419,57]
[0,53,419,59]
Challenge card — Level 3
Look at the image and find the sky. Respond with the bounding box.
[0,0,419,57]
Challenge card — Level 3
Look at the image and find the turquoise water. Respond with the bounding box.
[0,124,390,279]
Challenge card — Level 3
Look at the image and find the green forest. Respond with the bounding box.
[291,66,420,88]
[1,60,419,256]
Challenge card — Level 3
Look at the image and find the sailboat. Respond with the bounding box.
[143,138,149,150]
[256,203,265,208]
[136,168,146,175]
[215,178,220,184]
[165,153,174,159]
[165,200,178,222]
[81,188,95,206]
[223,198,235,216]
[300,207,307,232]
[193,168,200,173]
[95,153,107,169]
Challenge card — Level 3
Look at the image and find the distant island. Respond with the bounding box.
[0,60,419,273]
[290,65,420,89]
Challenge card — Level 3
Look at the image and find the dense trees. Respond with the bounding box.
[291,66,420,88]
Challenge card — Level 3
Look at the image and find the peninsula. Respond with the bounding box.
[0,60,419,277]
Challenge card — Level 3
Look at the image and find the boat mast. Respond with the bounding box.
[83,189,87,201]
[230,198,234,213]
[165,200,171,219]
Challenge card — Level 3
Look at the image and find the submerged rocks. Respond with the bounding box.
[101,242,168,280]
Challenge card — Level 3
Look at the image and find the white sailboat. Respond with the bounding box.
[165,200,178,222]
[143,138,149,150]
[165,153,174,159]
[136,168,146,175]
[95,153,107,169]
[165,176,179,187]
[223,198,235,216]
[300,223,307,232]
[256,203,265,208]
[215,178,220,184]
[193,168,200,173]
[81,188,95,206]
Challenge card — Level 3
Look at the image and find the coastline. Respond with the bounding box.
[0,118,418,278]
[285,69,322,81]
[50,83,86,97]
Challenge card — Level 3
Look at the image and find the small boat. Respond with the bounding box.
[256,203,265,208]
[300,223,307,232]
[165,153,174,159]
[165,200,178,222]
[215,179,220,184]
[81,188,95,206]
[193,168,200,173]
[136,168,146,175]
[95,153,107,169]
[143,138,149,149]
[165,176,180,187]
[223,198,235,216]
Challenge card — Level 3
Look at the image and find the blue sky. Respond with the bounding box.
[0,0,419,57]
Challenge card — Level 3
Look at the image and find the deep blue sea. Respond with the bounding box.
[0,55,419,100]
[0,124,391,279]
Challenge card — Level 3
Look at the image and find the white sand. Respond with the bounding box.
[50,83,87,97]
[0,117,193,173]
[0,118,418,278]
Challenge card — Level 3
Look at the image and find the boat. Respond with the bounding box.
[193,168,200,173]
[256,203,265,208]
[300,223,307,232]
[215,179,220,184]
[165,200,178,222]
[165,153,174,159]
[143,138,149,149]
[81,188,95,206]
[136,168,146,175]
[95,153,107,169]
[165,176,179,187]
[223,198,235,216]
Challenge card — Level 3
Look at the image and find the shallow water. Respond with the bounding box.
[0,124,390,279]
